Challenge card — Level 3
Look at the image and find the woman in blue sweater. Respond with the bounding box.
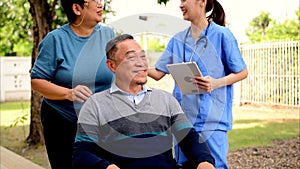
[30,0,115,168]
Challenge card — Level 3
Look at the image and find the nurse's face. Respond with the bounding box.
[179,0,206,22]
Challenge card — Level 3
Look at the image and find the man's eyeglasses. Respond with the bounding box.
[125,51,147,62]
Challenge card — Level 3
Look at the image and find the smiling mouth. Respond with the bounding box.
[134,69,146,73]
[133,69,147,75]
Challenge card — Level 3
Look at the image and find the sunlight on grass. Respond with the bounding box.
[233,122,267,129]
[0,102,30,126]
[229,120,299,151]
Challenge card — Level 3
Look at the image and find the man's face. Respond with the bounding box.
[109,39,149,87]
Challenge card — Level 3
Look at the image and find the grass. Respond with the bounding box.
[229,119,299,151]
[0,101,30,126]
[0,101,299,168]
[0,101,51,168]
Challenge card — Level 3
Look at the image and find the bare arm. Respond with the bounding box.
[31,79,92,102]
[194,68,248,92]
[147,67,166,81]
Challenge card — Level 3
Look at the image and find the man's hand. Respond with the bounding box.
[106,164,120,169]
[197,161,215,169]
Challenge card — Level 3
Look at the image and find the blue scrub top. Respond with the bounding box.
[155,22,246,131]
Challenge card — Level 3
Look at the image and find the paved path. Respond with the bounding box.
[0,146,45,169]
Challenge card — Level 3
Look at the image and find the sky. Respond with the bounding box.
[106,0,299,42]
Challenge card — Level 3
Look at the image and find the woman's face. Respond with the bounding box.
[81,0,103,25]
[179,0,205,22]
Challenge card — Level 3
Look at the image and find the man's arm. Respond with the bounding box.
[175,127,215,168]
[73,141,114,169]
[72,97,118,169]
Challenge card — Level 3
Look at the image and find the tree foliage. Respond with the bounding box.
[0,0,32,56]
[246,9,299,43]
[157,0,169,5]
[0,0,114,57]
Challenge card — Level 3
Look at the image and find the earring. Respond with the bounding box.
[77,12,80,15]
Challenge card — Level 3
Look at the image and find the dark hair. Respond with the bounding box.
[60,0,85,23]
[106,34,134,59]
[206,0,225,26]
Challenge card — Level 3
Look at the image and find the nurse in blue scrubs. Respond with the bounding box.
[148,0,248,168]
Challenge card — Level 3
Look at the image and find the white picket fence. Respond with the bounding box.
[0,57,31,102]
[239,40,299,107]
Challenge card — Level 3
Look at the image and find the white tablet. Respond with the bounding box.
[166,62,206,95]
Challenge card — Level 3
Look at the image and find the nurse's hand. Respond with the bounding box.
[193,76,225,92]
[193,76,213,92]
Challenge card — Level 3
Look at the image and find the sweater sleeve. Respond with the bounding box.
[30,33,58,80]
[72,96,114,169]
[175,127,215,167]
[72,142,113,169]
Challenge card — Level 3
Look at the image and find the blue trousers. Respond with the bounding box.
[175,130,229,169]
[41,101,77,169]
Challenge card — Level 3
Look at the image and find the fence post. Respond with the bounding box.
[233,81,241,106]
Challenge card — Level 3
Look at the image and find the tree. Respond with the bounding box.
[157,0,169,5]
[0,0,33,56]
[245,11,272,42]
[26,0,56,145]
[246,9,299,43]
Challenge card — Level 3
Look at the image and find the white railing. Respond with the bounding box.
[239,40,299,107]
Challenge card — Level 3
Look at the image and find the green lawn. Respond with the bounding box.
[0,101,299,168]
[229,119,299,151]
[0,101,30,126]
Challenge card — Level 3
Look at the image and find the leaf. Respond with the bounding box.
[157,0,169,5]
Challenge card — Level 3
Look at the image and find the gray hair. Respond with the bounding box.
[105,34,134,59]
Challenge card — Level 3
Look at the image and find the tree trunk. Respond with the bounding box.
[27,0,53,145]
[27,91,44,144]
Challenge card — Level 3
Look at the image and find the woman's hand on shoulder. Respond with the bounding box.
[68,85,93,102]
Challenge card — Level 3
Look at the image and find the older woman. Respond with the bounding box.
[30,0,115,168]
